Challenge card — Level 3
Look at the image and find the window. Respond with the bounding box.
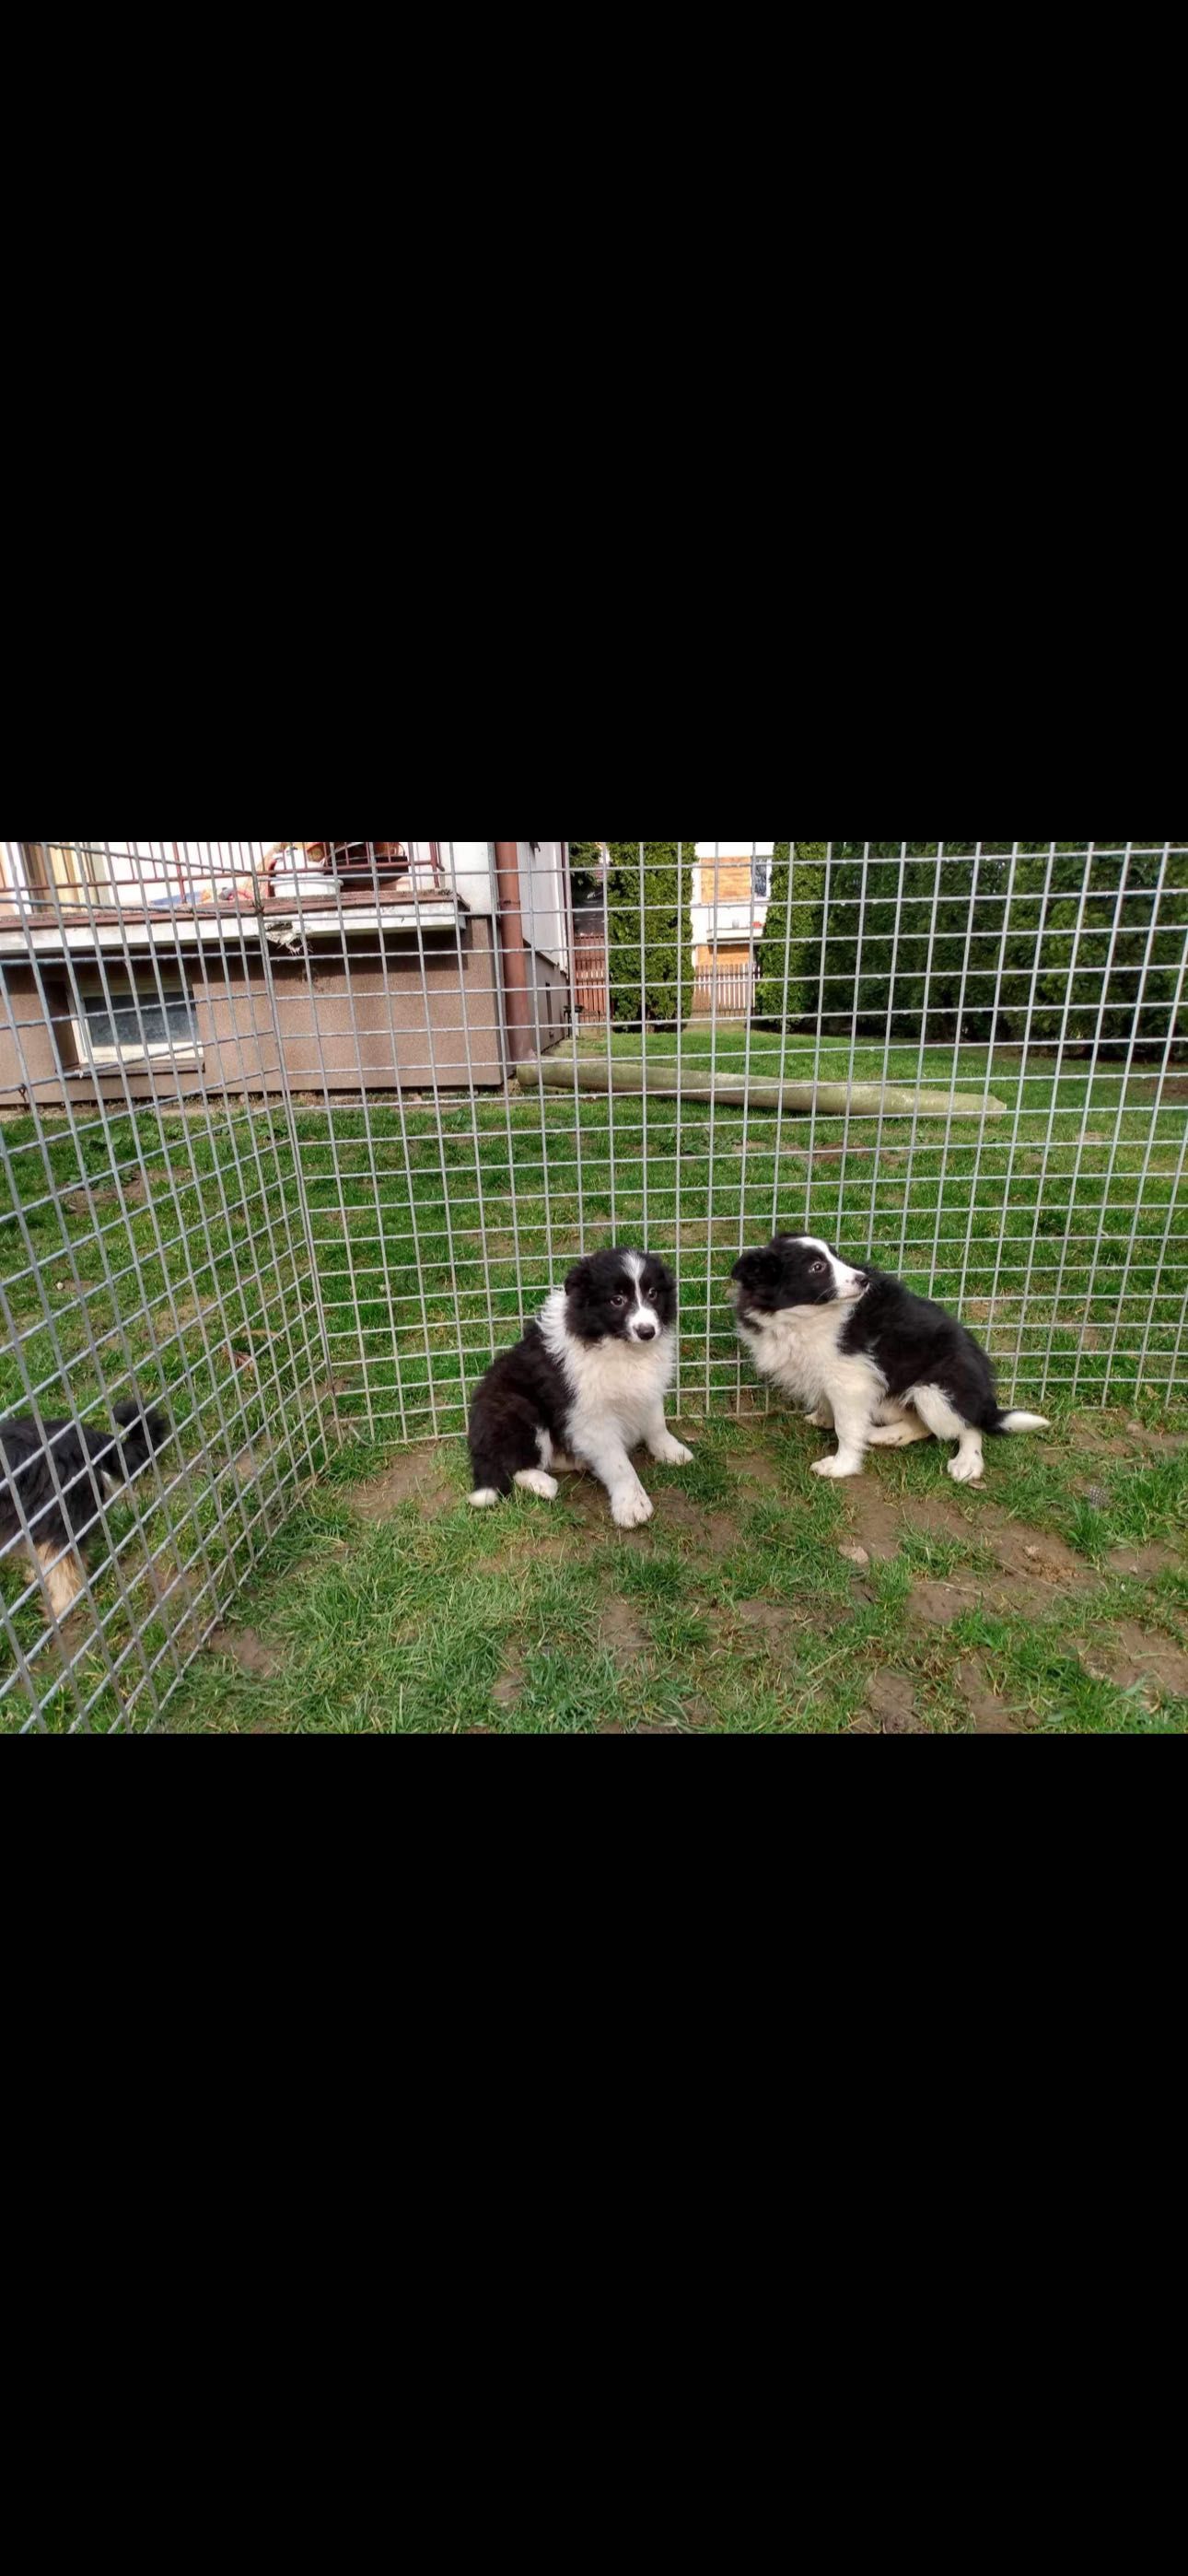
[752,857,770,900]
[71,973,199,1067]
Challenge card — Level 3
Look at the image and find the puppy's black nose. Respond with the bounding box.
[635,1320,657,1340]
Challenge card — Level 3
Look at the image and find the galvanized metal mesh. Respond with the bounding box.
[2,838,1183,1732]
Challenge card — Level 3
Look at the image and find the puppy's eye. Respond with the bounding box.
[611,1293,627,1306]
[645,1286,658,1301]
[810,1259,826,1273]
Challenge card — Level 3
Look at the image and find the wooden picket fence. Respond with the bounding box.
[572,943,755,1022]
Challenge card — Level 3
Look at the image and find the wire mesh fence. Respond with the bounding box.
[2,838,1184,1733]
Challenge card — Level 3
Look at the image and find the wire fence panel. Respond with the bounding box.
[2,837,1184,1733]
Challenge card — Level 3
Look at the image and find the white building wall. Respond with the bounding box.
[692,841,775,950]
[437,840,566,967]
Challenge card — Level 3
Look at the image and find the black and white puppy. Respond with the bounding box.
[468,1248,693,1527]
[730,1234,1049,1484]
[0,1397,169,1619]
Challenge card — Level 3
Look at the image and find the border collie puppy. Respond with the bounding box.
[0,1397,169,1620]
[468,1249,693,1527]
[730,1234,1049,1484]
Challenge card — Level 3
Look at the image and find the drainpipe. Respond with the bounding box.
[494,840,535,1062]
[559,839,579,1040]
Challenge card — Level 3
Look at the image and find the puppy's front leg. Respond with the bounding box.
[575,1430,654,1528]
[810,1390,874,1481]
[642,1400,693,1468]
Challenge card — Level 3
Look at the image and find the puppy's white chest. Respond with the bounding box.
[566,1335,672,1439]
[541,1291,674,1443]
[739,1305,866,1408]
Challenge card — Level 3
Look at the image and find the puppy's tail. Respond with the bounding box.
[989,1409,1051,1436]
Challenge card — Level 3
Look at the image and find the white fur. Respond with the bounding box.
[538,1288,691,1526]
[469,1487,501,1509]
[515,1469,558,1500]
[911,1384,984,1481]
[737,1250,1050,1482]
[736,1300,885,1476]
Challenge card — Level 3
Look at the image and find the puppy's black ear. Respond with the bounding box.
[732,1247,780,1283]
[564,1259,590,1295]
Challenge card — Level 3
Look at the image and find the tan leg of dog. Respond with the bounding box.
[34,1541,87,1620]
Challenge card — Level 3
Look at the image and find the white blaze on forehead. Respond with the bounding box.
[623,1248,654,1332]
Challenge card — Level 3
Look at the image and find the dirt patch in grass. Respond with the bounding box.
[207,1624,283,1678]
[599,1718,683,1734]
[914,1490,989,1543]
[983,1518,1091,1587]
[1082,1622,1188,1707]
[1068,1423,1136,1458]
[1127,1073,1188,1103]
[864,1670,927,1733]
[658,1493,744,1552]
[352,1452,454,1521]
[956,1653,1022,1735]
[911,1580,980,1629]
[1106,1542,1182,1579]
[842,1484,906,1561]
[63,1187,124,1219]
[492,1653,526,1709]
[597,1597,648,1658]
[1124,1420,1183,1456]
[732,1447,785,1492]
[732,1599,802,1649]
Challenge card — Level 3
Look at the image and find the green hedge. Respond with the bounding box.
[753,841,826,1021]
[754,841,1184,1044]
[603,841,695,1027]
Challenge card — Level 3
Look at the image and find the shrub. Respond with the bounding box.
[603,842,695,1027]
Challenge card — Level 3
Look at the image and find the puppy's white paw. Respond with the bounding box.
[868,1421,923,1448]
[611,1485,654,1528]
[804,1407,833,1431]
[652,1437,693,1466]
[811,1456,864,1480]
[469,1488,501,1508]
[949,1450,984,1483]
[514,1469,558,1500]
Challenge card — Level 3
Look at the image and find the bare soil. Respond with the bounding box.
[352,1453,454,1521]
[207,1625,283,1678]
[1083,1623,1188,1707]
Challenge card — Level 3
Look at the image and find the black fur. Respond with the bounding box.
[731,1236,1020,1431]
[562,1247,677,1345]
[0,1397,169,1586]
[841,1266,1018,1430]
[468,1249,676,1498]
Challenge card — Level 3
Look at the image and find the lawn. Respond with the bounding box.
[166,1404,1188,1734]
[1,1029,1184,1731]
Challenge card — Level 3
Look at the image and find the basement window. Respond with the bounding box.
[71,972,200,1067]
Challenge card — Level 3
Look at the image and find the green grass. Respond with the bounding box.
[160,1411,1188,1735]
[2,1032,1184,1730]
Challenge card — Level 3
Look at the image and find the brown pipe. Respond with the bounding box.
[494,840,536,1063]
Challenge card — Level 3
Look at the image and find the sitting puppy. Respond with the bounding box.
[0,1397,169,1620]
[468,1248,693,1527]
[730,1234,1048,1484]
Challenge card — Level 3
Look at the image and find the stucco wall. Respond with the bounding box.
[0,919,530,1105]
